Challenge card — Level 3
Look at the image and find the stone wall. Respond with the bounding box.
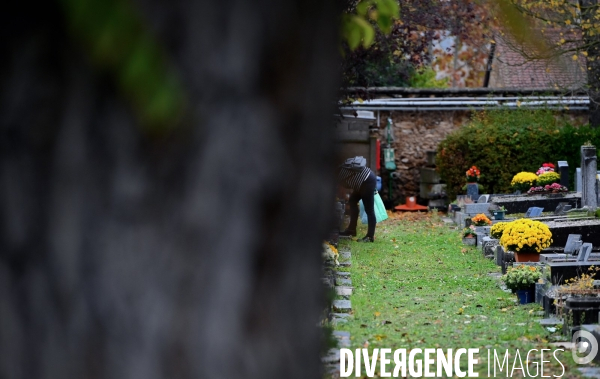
[377,111,469,205]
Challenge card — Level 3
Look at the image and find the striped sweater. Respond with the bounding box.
[337,166,372,191]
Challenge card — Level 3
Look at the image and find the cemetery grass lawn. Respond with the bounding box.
[334,213,587,378]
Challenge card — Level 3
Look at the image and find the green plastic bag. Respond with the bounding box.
[359,191,389,224]
[383,148,396,170]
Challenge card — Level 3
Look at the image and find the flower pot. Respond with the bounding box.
[493,210,505,220]
[516,289,535,304]
[462,237,476,246]
[514,251,540,262]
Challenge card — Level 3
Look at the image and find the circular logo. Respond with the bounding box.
[572,330,598,364]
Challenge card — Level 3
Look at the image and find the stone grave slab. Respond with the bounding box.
[547,261,600,285]
[332,300,352,312]
[332,313,353,320]
[491,193,580,214]
[321,348,340,364]
[333,330,351,347]
[335,277,352,286]
[464,203,490,215]
[336,286,353,296]
[545,219,600,249]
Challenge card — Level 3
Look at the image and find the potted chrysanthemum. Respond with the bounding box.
[490,221,508,239]
[511,172,538,193]
[462,225,477,245]
[499,219,553,262]
[503,265,541,304]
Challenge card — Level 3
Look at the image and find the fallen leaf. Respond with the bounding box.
[374,311,381,317]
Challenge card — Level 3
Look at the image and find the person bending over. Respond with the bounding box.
[337,159,376,242]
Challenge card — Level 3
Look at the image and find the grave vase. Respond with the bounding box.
[514,251,540,263]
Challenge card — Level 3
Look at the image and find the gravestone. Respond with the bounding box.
[564,234,583,255]
[554,202,570,215]
[466,183,479,201]
[495,245,504,267]
[576,243,593,262]
[525,207,544,217]
[482,237,499,258]
[581,145,598,210]
[558,161,569,189]
[539,234,584,262]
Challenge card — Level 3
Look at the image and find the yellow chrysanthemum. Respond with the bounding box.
[499,218,553,253]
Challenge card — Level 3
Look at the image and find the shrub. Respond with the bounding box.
[536,171,561,187]
[436,108,600,199]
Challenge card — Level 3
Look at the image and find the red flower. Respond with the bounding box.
[466,165,480,178]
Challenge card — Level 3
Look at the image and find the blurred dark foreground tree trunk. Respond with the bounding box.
[0,0,341,378]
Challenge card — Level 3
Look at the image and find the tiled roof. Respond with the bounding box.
[489,28,587,89]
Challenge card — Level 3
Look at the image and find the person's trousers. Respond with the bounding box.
[347,173,377,238]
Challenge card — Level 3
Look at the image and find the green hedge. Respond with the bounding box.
[437,108,600,199]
